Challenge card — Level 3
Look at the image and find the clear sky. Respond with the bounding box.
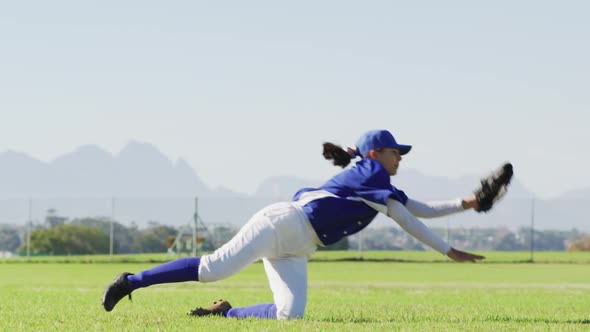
[1,1,588,199]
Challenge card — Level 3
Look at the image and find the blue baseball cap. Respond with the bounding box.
[356,130,412,156]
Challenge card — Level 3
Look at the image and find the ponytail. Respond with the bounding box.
[323,142,354,168]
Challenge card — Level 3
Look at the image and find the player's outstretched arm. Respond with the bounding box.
[406,162,514,217]
[386,199,451,254]
[386,199,485,262]
[405,197,475,219]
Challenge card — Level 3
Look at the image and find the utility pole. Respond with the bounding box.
[530,197,535,262]
[357,231,364,260]
[110,198,115,261]
[27,198,32,258]
[193,197,198,257]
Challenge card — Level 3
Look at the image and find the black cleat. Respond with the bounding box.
[188,299,232,317]
[102,272,134,312]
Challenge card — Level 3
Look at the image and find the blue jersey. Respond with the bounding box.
[293,158,408,246]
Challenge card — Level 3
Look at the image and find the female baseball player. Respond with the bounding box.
[102,129,495,320]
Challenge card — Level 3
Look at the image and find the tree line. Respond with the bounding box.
[0,213,589,255]
[347,226,588,252]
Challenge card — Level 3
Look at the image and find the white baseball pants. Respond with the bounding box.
[198,202,319,320]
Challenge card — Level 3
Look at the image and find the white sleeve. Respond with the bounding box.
[405,198,464,219]
[387,199,451,255]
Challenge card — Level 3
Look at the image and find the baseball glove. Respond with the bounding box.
[474,162,514,213]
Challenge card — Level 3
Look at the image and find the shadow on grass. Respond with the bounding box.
[485,315,590,325]
[310,257,539,264]
[314,316,590,325]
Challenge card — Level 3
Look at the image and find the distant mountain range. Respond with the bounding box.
[0,142,588,231]
[0,142,208,197]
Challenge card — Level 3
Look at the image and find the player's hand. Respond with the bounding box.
[461,195,479,210]
[446,247,485,263]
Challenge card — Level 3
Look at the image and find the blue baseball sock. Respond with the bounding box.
[224,303,277,319]
[127,257,200,290]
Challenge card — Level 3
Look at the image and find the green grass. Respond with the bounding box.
[1,253,589,331]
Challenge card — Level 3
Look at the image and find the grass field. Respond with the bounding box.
[1,252,589,331]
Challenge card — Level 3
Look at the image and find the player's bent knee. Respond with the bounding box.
[276,305,305,320]
[277,311,304,320]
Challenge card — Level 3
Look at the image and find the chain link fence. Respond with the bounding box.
[1,196,588,257]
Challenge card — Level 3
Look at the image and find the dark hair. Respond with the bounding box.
[323,142,352,168]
